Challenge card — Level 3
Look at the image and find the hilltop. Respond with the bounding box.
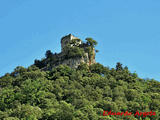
[0,35,159,120]
[34,34,97,70]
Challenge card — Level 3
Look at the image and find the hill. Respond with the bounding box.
[0,35,160,120]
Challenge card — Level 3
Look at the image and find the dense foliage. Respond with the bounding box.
[0,62,160,120]
[63,45,85,59]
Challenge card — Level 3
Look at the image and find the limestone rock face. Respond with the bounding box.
[59,57,88,68]
[49,52,95,69]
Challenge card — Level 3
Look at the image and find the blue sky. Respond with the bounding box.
[0,0,160,81]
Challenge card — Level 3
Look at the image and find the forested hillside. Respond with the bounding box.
[0,38,160,120]
[0,62,160,120]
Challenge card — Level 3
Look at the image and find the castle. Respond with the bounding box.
[35,34,96,70]
[61,34,82,51]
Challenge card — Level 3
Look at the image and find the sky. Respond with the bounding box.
[0,0,160,81]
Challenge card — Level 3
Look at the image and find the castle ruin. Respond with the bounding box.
[35,34,96,70]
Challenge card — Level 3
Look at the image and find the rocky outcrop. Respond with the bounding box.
[49,52,95,69]
[36,34,96,70]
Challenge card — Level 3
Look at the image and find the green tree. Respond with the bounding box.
[12,104,42,119]
[45,50,53,58]
[116,62,123,71]
[85,38,97,48]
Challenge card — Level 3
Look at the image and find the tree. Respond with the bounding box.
[45,50,53,58]
[85,38,97,48]
[89,63,106,74]
[12,104,42,119]
[65,46,85,59]
[34,59,45,69]
[52,101,75,120]
[116,62,123,71]
[77,63,89,71]
[0,73,13,87]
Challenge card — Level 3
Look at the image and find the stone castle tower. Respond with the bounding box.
[61,34,82,51]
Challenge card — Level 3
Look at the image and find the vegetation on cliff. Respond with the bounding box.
[34,37,98,70]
